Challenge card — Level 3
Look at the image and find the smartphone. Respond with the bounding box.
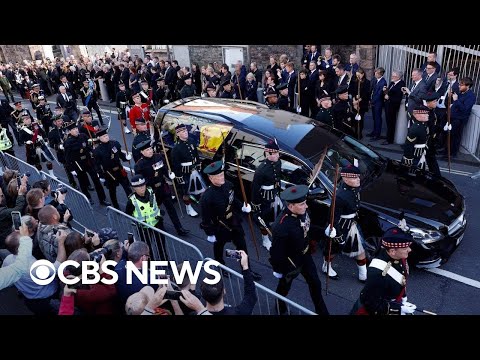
[67,283,91,290]
[127,232,134,245]
[225,249,241,260]
[85,229,94,238]
[11,211,22,231]
[164,290,182,301]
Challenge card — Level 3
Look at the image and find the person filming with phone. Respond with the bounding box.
[0,174,27,252]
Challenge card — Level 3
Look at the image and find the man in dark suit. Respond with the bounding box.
[308,45,320,64]
[284,62,297,113]
[402,68,427,118]
[307,61,319,117]
[383,70,406,145]
[420,52,441,75]
[435,67,460,149]
[333,63,348,95]
[56,85,79,121]
[164,61,177,97]
[59,75,76,100]
[422,62,439,93]
[368,67,387,140]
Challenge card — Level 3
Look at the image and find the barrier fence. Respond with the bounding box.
[0,152,44,183]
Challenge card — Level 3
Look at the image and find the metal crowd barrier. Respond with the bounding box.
[0,152,44,183]
[202,259,316,315]
[41,171,98,233]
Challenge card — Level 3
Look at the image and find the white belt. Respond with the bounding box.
[414,144,426,149]
[369,259,404,286]
[120,101,127,105]
[341,213,356,219]
[261,185,274,190]
[181,161,193,166]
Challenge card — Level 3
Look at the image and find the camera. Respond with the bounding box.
[11,211,22,231]
[225,249,241,260]
[89,247,112,263]
[51,186,68,197]
[164,290,183,301]
[85,229,95,238]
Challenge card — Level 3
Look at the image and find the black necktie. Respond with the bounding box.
[425,75,430,83]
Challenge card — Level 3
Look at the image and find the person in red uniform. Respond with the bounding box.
[128,93,151,135]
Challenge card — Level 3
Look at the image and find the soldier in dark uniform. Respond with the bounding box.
[18,112,52,174]
[424,92,441,177]
[93,126,132,210]
[29,84,43,110]
[324,165,367,282]
[219,79,233,99]
[314,94,334,126]
[139,79,154,106]
[200,160,262,281]
[270,185,329,315]
[251,139,283,251]
[171,124,205,218]
[80,79,104,126]
[276,83,291,111]
[48,115,78,189]
[35,96,53,135]
[332,85,355,135]
[351,226,416,315]
[78,110,100,143]
[0,99,16,146]
[402,106,430,171]
[134,140,189,236]
[132,117,156,163]
[154,77,168,108]
[63,121,110,206]
[11,101,33,144]
[115,80,132,134]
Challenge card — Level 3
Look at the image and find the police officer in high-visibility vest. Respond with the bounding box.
[125,174,168,261]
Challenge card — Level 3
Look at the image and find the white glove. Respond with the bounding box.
[207,235,216,243]
[125,153,132,161]
[325,63,330,68]
[401,303,417,315]
[296,106,301,113]
[443,123,452,131]
[26,140,33,145]
[273,272,283,279]
[355,113,361,121]
[325,226,337,238]
[99,177,105,184]
[59,144,64,150]
[398,218,409,232]
[37,135,43,141]
[242,203,251,213]
[71,171,77,176]
[169,172,175,180]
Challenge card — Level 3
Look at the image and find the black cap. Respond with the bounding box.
[381,227,413,249]
[118,80,125,86]
[412,104,429,114]
[221,79,231,87]
[137,139,153,152]
[14,101,22,106]
[135,117,146,124]
[280,185,309,203]
[276,83,287,91]
[141,79,148,84]
[82,109,91,115]
[318,92,331,101]
[340,164,361,178]
[132,92,141,98]
[156,76,165,82]
[96,126,108,137]
[131,175,146,187]
[83,79,89,83]
[64,121,77,131]
[55,105,63,110]
[334,85,348,95]
[424,92,440,102]
[183,74,192,81]
[175,124,187,132]
[264,138,279,152]
[203,160,224,175]
[22,110,29,117]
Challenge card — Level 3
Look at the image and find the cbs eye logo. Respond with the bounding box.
[30,260,56,285]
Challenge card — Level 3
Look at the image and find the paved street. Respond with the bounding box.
[1,93,479,315]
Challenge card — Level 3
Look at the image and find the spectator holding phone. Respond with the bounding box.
[37,205,72,262]
[0,224,32,290]
[48,187,73,227]
[0,175,27,250]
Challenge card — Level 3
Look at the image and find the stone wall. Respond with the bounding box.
[0,45,33,63]
[357,45,377,79]
[249,45,303,71]
[188,46,224,67]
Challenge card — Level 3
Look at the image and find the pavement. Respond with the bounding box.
[1,92,479,315]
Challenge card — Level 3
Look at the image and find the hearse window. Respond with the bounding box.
[239,143,265,170]
[279,152,311,188]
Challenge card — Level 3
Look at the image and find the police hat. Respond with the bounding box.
[96,126,108,137]
[276,83,288,91]
[203,160,224,175]
[280,185,309,203]
[206,82,216,90]
[221,79,231,87]
[14,101,22,106]
[64,121,77,131]
[264,138,279,152]
[175,123,187,132]
[340,164,361,178]
[424,92,440,102]
[131,175,146,187]
[32,83,40,88]
[38,95,45,100]
[137,139,153,152]
[334,85,349,95]
[135,117,146,124]
[381,226,413,249]
[82,109,91,115]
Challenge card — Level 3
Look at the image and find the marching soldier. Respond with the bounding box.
[332,85,355,135]
[115,80,132,134]
[78,110,100,142]
[251,139,283,251]
[423,92,442,177]
[125,174,168,261]
[200,160,262,281]
[93,126,132,210]
[48,115,78,189]
[314,94,334,127]
[402,105,430,171]
[276,83,291,111]
[139,79,154,106]
[80,79,104,126]
[29,84,43,110]
[351,226,416,315]
[11,101,33,144]
[171,123,205,217]
[129,93,151,136]
[134,139,189,236]
[63,121,111,206]
[324,165,368,282]
[132,117,156,163]
[35,96,53,135]
[269,185,329,315]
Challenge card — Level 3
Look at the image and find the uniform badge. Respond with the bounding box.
[82,142,86,147]
[112,146,118,153]
[111,153,114,159]
[152,161,164,170]
[190,144,194,150]
[228,189,234,204]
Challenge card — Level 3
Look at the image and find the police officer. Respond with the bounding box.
[35,96,53,135]
[171,124,204,217]
[80,79,104,126]
[48,115,78,189]
[134,139,189,236]
[402,105,430,171]
[200,160,262,281]
[115,80,132,134]
[132,117,157,163]
[350,226,416,315]
[424,92,442,177]
[314,94,334,126]
[63,121,111,206]
[125,174,168,261]
[93,126,132,210]
[324,165,367,282]
[251,139,283,251]
[270,185,329,315]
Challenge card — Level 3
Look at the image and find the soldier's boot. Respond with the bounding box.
[322,260,339,279]
[262,234,272,251]
[185,204,198,217]
[46,162,57,179]
[357,258,368,282]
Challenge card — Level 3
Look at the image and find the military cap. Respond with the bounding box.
[21,110,30,117]
[132,92,141,98]
[135,117,146,124]
[203,160,224,175]
[38,95,45,100]
[156,76,165,82]
[280,184,309,203]
[14,101,22,106]
[334,85,348,95]
[175,123,187,132]
[206,82,216,90]
[96,126,108,137]
[381,226,413,249]
[118,80,125,86]
[32,83,40,88]
[412,104,429,114]
[141,79,148,84]
[137,139,153,152]
[340,164,361,178]
[221,79,231,87]
[82,79,89,83]
[98,227,119,245]
[64,121,77,131]
[264,138,279,153]
[318,92,331,101]
[424,92,440,102]
[131,174,146,187]
[55,105,63,110]
[82,109,91,115]
[276,83,288,91]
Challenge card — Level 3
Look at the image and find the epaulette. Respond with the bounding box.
[406,136,416,142]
